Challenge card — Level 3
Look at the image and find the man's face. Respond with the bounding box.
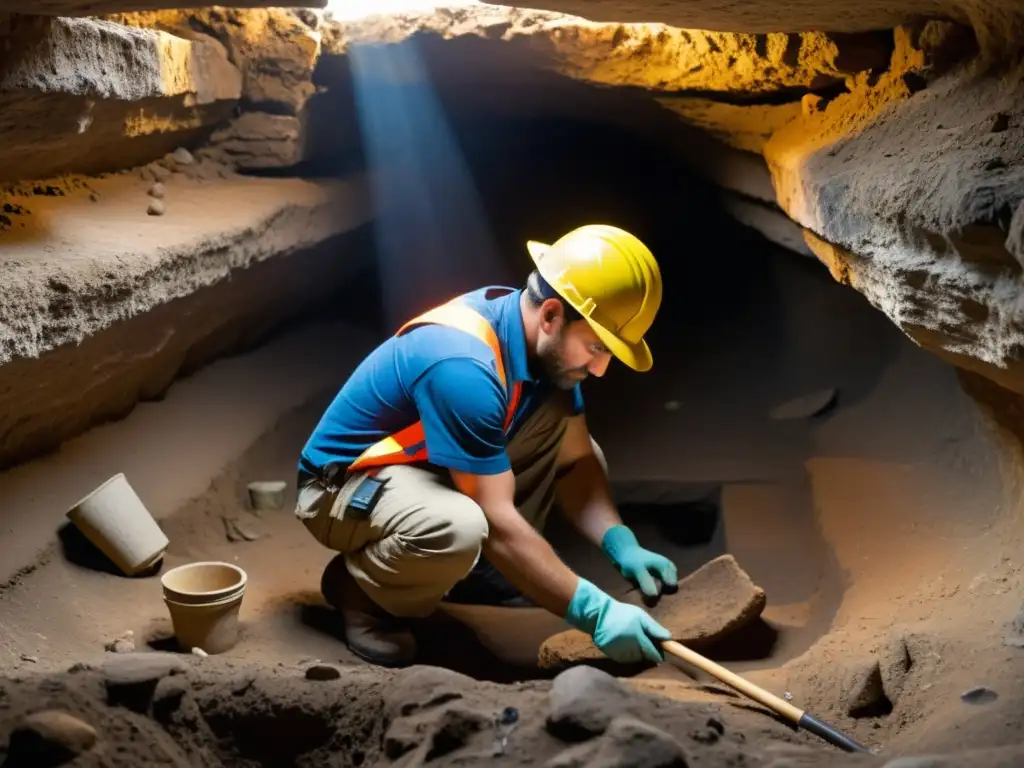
[538,304,613,390]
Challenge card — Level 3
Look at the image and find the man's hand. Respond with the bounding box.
[602,525,678,599]
[566,577,672,664]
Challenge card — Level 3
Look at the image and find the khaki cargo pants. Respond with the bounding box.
[295,392,605,618]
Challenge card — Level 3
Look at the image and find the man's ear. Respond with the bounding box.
[539,298,565,332]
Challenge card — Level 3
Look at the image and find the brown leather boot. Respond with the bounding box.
[320,555,417,667]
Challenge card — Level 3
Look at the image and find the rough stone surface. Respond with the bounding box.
[206,112,303,170]
[546,666,637,742]
[105,9,321,116]
[485,0,1024,57]
[325,8,895,96]
[0,171,372,468]
[0,15,241,183]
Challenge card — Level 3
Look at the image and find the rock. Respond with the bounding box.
[549,716,690,768]
[383,666,475,722]
[961,686,998,704]
[305,663,341,681]
[8,710,97,766]
[769,29,1024,396]
[546,666,635,742]
[147,199,166,216]
[150,163,173,182]
[104,630,136,653]
[0,16,241,184]
[768,388,838,420]
[191,647,209,657]
[207,112,303,170]
[539,554,766,669]
[171,148,194,166]
[111,8,320,115]
[148,182,166,199]
[103,652,186,713]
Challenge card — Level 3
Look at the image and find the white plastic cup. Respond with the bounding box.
[161,562,247,654]
[66,473,169,576]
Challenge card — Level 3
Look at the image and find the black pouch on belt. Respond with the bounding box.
[346,475,388,519]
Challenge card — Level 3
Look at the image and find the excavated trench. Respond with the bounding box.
[1,3,1024,767]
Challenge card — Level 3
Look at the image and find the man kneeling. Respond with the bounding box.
[294,224,678,667]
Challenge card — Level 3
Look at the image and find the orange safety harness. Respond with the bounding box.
[347,296,523,474]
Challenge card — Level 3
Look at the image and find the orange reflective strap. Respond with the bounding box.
[348,300,519,473]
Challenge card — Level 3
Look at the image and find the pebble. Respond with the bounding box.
[147,199,166,216]
[103,652,186,687]
[960,686,998,704]
[305,664,341,681]
[8,710,97,764]
[546,666,635,742]
[105,630,135,654]
[148,182,166,199]
[172,147,195,165]
[191,647,209,658]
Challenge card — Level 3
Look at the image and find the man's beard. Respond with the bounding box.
[538,334,588,390]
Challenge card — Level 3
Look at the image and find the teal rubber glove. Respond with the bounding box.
[565,577,672,664]
[601,525,678,599]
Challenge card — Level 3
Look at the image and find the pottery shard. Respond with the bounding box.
[538,554,766,669]
[8,710,98,764]
[546,666,637,742]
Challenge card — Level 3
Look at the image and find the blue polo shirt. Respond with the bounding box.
[299,286,585,477]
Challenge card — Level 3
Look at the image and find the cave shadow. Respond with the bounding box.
[56,520,164,579]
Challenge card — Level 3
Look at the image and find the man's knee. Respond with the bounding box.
[400,493,489,565]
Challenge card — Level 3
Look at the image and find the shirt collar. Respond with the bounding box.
[498,289,536,384]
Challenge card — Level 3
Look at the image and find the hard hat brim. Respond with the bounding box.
[526,239,654,373]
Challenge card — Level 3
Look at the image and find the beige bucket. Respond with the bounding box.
[66,473,170,576]
[161,561,247,654]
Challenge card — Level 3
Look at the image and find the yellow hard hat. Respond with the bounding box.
[526,224,662,372]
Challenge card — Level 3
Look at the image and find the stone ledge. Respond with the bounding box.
[0,171,374,469]
[0,15,241,182]
[0,170,373,366]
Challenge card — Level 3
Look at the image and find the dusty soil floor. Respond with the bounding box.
[3,248,1024,766]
